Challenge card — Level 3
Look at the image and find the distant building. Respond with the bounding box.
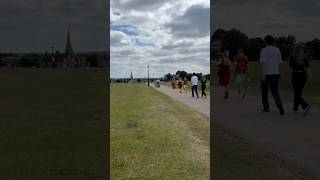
[129,72,134,83]
[0,28,109,69]
[96,53,108,68]
[211,40,223,61]
[1,56,21,67]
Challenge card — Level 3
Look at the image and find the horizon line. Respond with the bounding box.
[0,50,110,54]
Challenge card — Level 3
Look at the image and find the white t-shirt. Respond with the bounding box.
[191,75,198,86]
[260,46,282,75]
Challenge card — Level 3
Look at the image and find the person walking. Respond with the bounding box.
[171,78,176,89]
[183,76,188,93]
[260,35,285,115]
[178,78,183,93]
[218,50,232,99]
[191,73,199,98]
[201,76,207,98]
[234,48,249,99]
[289,44,311,116]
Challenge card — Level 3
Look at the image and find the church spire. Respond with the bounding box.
[65,28,74,58]
[64,27,77,67]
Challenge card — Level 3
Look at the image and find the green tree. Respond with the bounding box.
[275,35,296,61]
[164,73,173,81]
[176,71,188,79]
[247,38,266,61]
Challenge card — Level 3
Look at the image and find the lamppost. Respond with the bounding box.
[147,65,150,86]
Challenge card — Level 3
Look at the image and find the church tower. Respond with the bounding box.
[129,72,134,83]
[64,28,78,67]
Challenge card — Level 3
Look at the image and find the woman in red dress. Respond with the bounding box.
[218,51,233,99]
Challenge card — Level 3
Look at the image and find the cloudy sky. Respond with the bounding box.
[0,0,107,53]
[110,0,210,78]
[212,0,320,41]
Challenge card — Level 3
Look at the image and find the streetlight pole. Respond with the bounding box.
[147,65,150,86]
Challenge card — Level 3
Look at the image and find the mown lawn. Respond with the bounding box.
[0,68,107,180]
[110,83,311,180]
[110,83,210,179]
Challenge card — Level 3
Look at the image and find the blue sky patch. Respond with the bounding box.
[134,39,155,47]
[111,25,139,36]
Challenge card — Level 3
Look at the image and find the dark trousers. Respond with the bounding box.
[261,74,284,111]
[201,85,206,97]
[192,85,199,98]
[292,72,308,111]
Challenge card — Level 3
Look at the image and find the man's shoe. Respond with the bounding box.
[224,91,229,99]
[303,105,311,116]
[242,92,246,99]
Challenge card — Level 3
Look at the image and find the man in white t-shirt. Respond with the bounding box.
[260,35,284,115]
[191,73,199,98]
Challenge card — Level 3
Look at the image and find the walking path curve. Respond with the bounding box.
[153,85,210,119]
[155,84,320,179]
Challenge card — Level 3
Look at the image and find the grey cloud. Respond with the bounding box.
[110,31,130,47]
[157,52,208,64]
[111,0,172,11]
[0,0,108,53]
[212,0,320,41]
[110,1,210,78]
[167,5,210,38]
[162,41,194,50]
[288,0,320,17]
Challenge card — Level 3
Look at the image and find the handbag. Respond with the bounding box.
[217,59,224,77]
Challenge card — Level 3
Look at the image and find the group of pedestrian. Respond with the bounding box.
[191,73,207,98]
[171,73,208,98]
[171,77,187,93]
[217,35,311,116]
[217,48,249,99]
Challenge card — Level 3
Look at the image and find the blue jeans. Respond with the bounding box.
[261,74,284,111]
[192,85,199,98]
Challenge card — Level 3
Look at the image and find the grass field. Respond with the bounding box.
[0,68,107,180]
[110,83,210,179]
[213,61,320,107]
[110,83,310,179]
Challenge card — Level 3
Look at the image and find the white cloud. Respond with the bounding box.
[110,0,210,78]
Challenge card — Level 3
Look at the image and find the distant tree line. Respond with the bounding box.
[162,71,210,82]
[0,51,103,68]
[211,28,320,61]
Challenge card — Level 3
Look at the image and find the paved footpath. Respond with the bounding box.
[153,85,209,119]
[155,84,320,179]
[212,89,320,179]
